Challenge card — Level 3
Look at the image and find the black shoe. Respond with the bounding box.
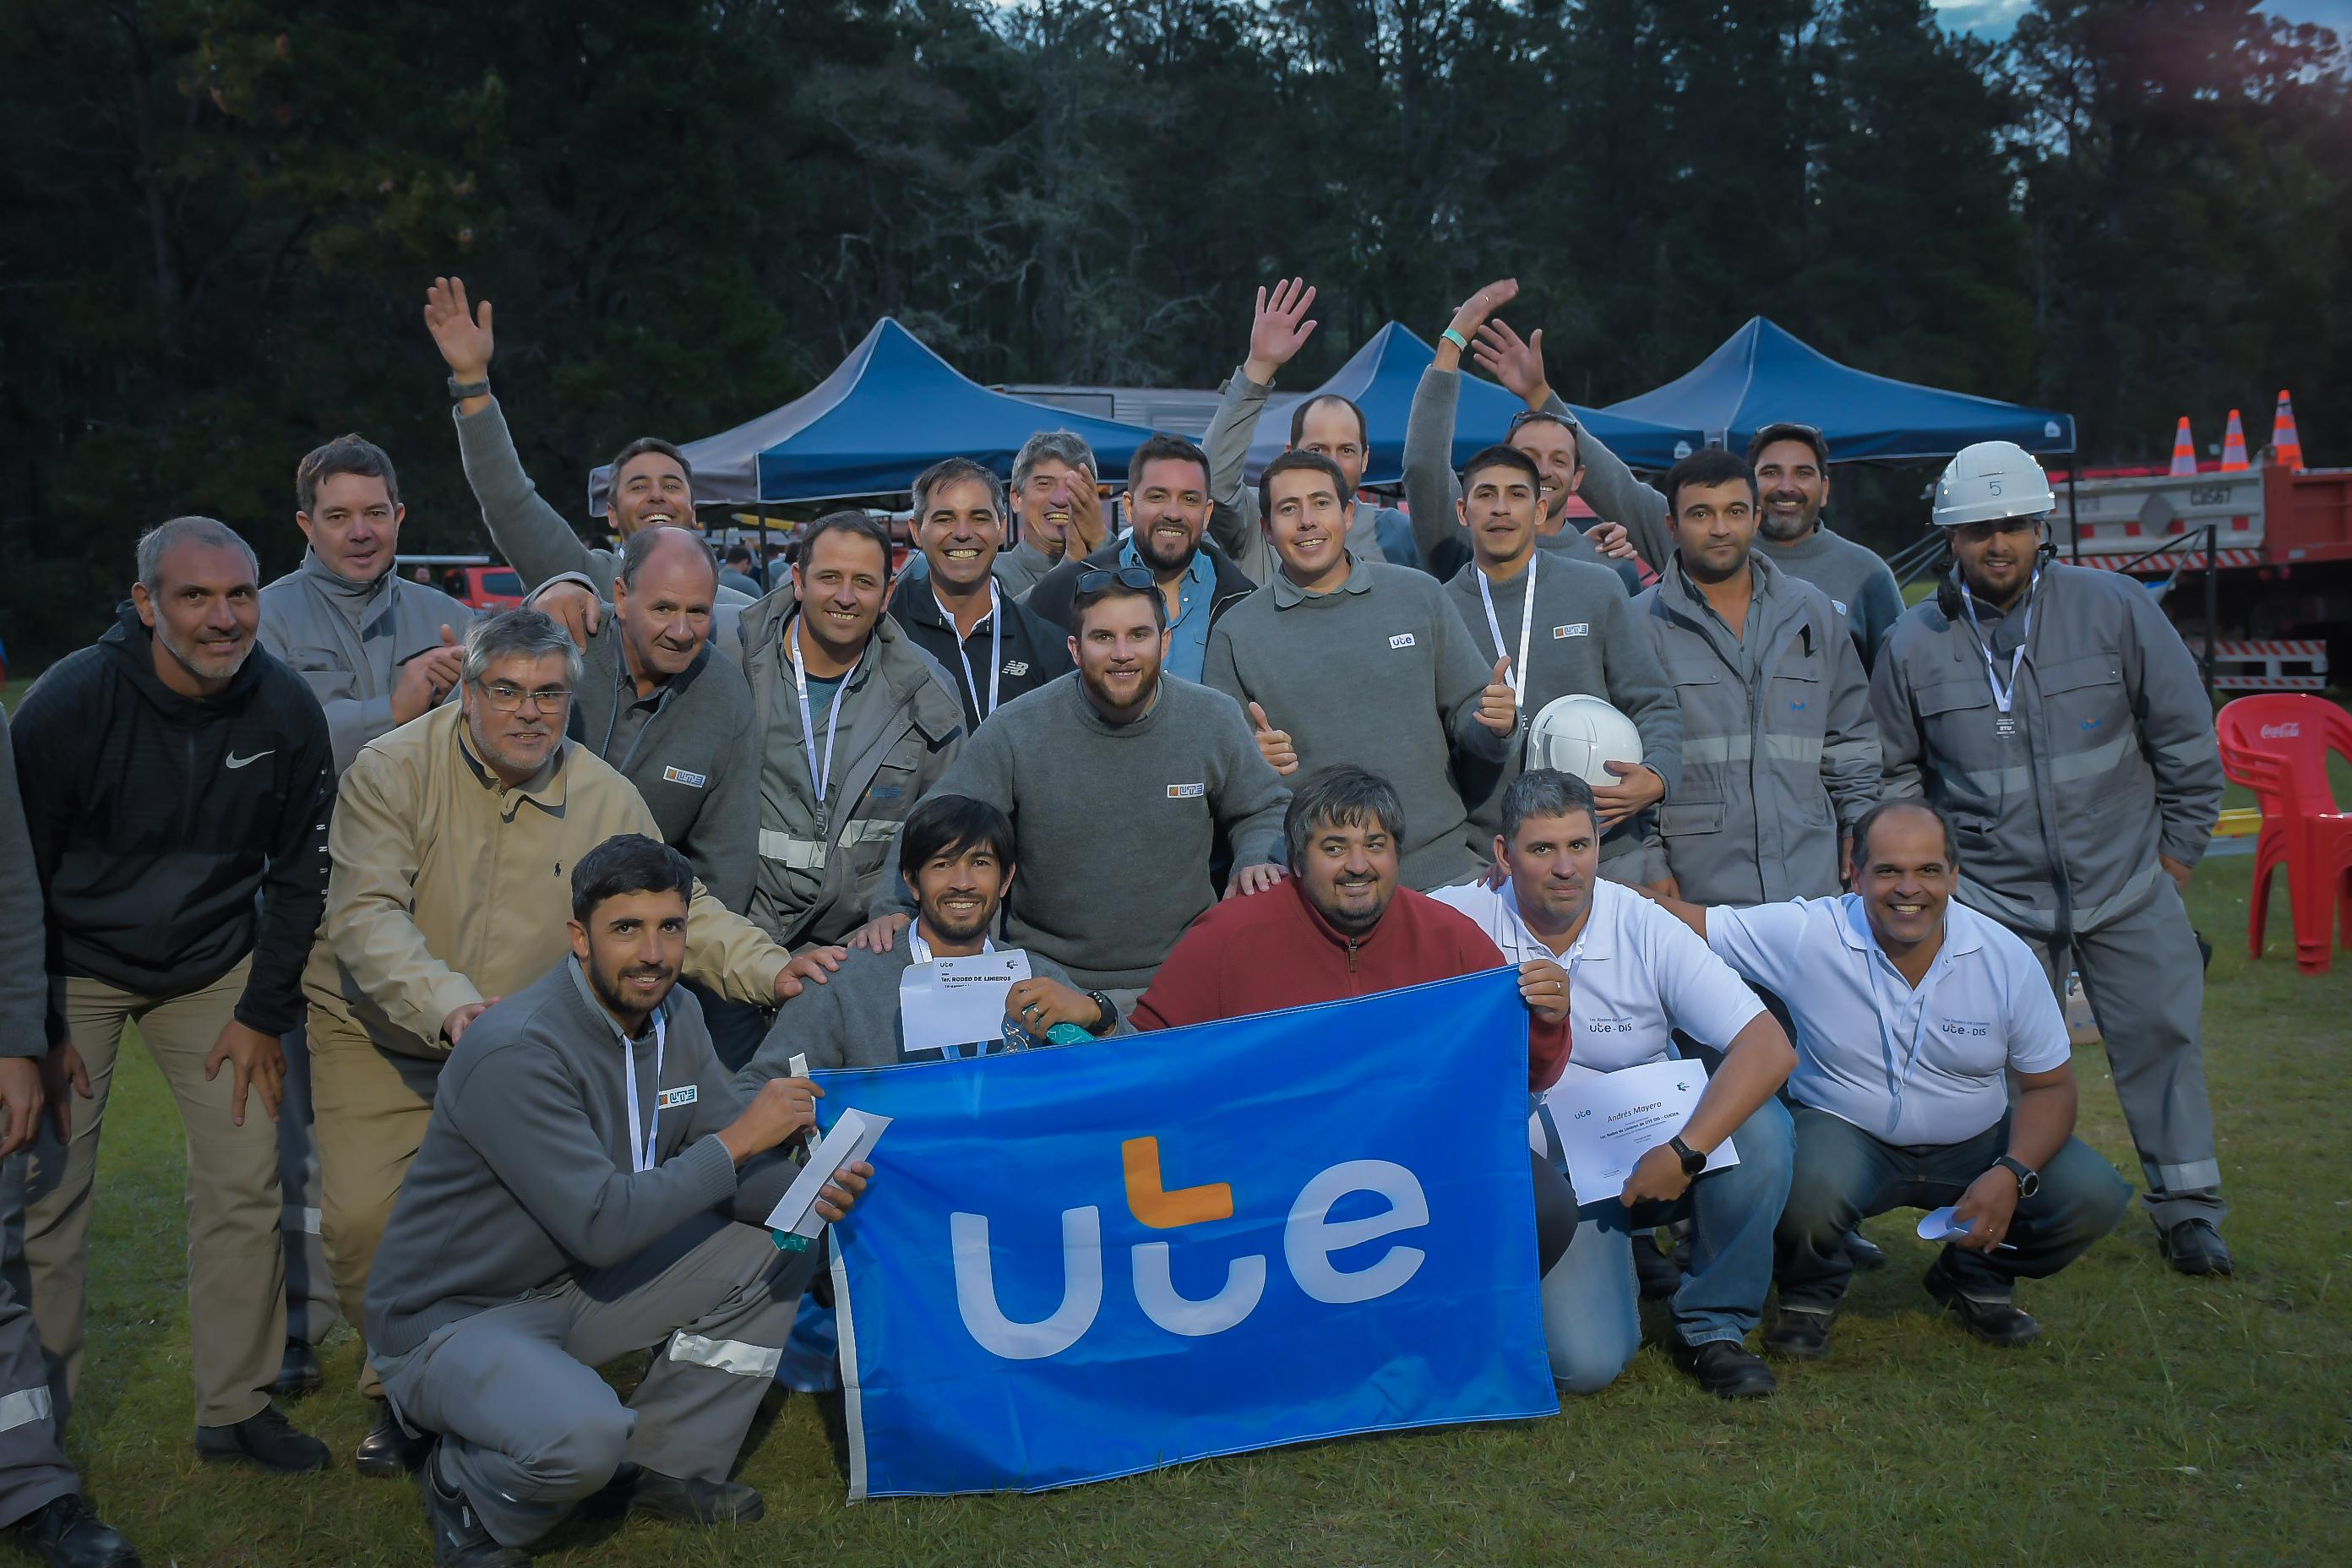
[1762,1304,1836,1360]
[357,1397,434,1478]
[419,1445,531,1566]
[1923,1258,2041,1347]
[1670,1338,1777,1398]
[1842,1230,1887,1271]
[1631,1232,1684,1299]
[274,1338,322,1399]
[2157,1217,2234,1277]
[623,1467,765,1525]
[14,1494,141,1568]
[193,1405,329,1473]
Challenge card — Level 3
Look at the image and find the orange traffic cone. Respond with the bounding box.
[2272,389,2304,470]
[2220,408,2249,471]
[2169,416,2197,476]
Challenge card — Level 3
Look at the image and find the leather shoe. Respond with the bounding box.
[274,1339,321,1399]
[13,1493,141,1567]
[194,1405,329,1473]
[1762,1304,1835,1359]
[2158,1217,2234,1277]
[1670,1338,1776,1398]
[419,1445,531,1567]
[1842,1230,1887,1271]
[623,1467,765,1525]
[357,1397,434,1478]
[1924,1257,2040,1347]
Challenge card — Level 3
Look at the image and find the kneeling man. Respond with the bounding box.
[1664,801,2131,1355]
[748,793,1127,1075]
[1133,765,1579,1278]
[364,836,871,1565]
[1433,770,1797,1399]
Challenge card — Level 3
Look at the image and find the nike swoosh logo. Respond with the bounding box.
[225,750,274,770]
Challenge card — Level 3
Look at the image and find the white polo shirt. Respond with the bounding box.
[1705,894,2071,1146]
[1431,878,1765,1081]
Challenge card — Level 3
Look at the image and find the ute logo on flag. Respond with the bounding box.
[817,969,1554,1497]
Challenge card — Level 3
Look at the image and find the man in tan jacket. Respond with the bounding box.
[306,610,836,1478]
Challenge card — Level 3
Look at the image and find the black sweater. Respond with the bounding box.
[885,573,1075,732]
[12,604,335,1035]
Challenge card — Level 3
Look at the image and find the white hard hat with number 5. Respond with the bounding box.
[1931,439,2056,529]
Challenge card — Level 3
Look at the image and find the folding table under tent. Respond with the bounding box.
[1241,322,1703,484]
[584,316,1166,514]
[1598,316,2075,463]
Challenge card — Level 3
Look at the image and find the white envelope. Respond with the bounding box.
[898,950,1033,1058]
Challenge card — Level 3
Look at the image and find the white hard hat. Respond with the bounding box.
[1932,439,2055,528]
[1527,694,1643,790]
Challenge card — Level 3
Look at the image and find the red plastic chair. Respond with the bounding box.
[2215,694,2352,974]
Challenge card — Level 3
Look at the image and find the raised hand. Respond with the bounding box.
[1436,279,1520,369]
[423,275,496,382]
[1471,318,1552,411]
[1247,700,1299,776]
[1476,657,1520,736]
[1244,277,1320,385]
[1063,475,1108,557]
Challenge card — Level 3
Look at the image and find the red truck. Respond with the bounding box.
[395,555,526,612]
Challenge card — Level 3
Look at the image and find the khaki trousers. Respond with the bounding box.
[308,1014,442,1399]
[8,961,285,1429]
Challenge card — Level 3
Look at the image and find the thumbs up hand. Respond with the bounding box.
[1247,700,1299,776]
[1476,656,1519,737]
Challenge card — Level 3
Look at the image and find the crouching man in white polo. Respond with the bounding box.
[1647,800,2130,1358]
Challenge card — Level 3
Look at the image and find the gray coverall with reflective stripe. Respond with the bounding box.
[1635,553,1880,906]
[1870,564,2226,1226]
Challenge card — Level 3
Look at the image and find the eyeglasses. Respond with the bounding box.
[1506,409,1573,434]
[1075,564,1157,595]
[474,679,572,714]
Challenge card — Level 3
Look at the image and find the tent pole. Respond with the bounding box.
[758,504,770,593]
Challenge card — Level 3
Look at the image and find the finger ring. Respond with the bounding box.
[1022,1003,1041,1016]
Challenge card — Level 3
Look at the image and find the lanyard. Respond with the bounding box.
[934,581,1002,721]
[907,928,994,964]
[1478,553,1537,713]
[620,1010,668,1174]
[1957,569,2037,715]
[1859,944,1934,1136]
[790,621,859,801]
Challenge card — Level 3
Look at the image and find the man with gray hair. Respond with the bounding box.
[305,608,841,1478]
[887,457,1074,732]
[8,516,339,1474]
[996,431,1108,597]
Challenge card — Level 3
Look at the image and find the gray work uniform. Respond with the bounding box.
[1201,363,1418,582]
[450,395,754,662]
[1399,365,1643,592]
[1870,564,2226,1227]
[368,962,813,1550]
[0,707,82,1525]
[739,597,964,948]
[258,551,476,1351]
[1551,412,1680,581]
[1756,525,1905,672]
[1635,553,1880,905]
[566,613,760,914]
[1440,555,1682,881]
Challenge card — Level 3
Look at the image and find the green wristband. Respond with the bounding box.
[1440,328,1470,352]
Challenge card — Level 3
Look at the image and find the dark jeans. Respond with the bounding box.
[1776,1107,2131,1309]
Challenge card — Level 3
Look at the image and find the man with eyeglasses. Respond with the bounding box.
[1198,277,1420,582]
[305,609,841,1479]
[852,567,1289,1009]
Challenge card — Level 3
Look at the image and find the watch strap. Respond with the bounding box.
[1087,989,1118,1035]
[448,375,491,401]
[1994,1154,2039,1196]
[1668,1135,1706,1176]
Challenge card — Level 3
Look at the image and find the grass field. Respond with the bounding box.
[22,845,2348,1565]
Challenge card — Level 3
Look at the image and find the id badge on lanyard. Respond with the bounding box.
[1959,571,2036,744]
[622,1012,668,1174]
[1478,554,1535,738]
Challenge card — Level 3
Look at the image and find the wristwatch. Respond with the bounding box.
[1993,1154,2040,1198]
[1668,1135,1707,1176]
[448,375,490,401]
[1086,989,1118,1035]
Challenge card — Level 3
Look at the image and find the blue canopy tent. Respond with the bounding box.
[1601,317,2075,462]
[1243,323,1701,483]
[585,317,1164,514]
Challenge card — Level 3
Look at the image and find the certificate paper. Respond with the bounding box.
[898,950,1033,1057]
[766,1108,891,1239]
[1541,1059,1739,1197]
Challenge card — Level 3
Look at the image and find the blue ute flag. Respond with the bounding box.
[819,968,1557,1498]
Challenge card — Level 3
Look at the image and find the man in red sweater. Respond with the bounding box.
[1134,765,1578,1272]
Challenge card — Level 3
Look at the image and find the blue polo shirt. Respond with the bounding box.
[1121,536,1217,683]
